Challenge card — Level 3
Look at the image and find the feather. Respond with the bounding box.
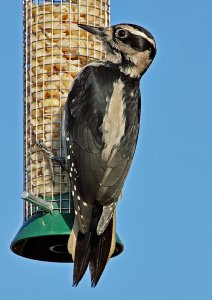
[70,208,116,287]
[73,230,92,286]
[67,218,79,261]
[89,215,115,287]
[97,205,117,235]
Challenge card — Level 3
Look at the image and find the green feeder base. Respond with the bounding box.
[10,211,124,263]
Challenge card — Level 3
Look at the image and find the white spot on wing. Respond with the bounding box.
[83,202,88,207]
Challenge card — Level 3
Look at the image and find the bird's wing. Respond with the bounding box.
[64,64,112,233]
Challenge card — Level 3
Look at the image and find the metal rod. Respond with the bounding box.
[21,191,53,213]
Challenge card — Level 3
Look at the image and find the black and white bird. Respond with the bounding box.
[63,23,156,287]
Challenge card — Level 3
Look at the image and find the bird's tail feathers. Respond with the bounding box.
[67,218,79,261]
[90,214,116,287]
[73,230,92,286]
[70,214,116,287]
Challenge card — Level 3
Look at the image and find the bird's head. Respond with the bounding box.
[78,23,156,78]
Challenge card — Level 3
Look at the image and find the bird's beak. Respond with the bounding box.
[78,24,111,41]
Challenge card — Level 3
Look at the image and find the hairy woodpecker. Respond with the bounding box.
[63,23,156,287]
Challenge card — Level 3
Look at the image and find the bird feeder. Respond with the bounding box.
[11,0,123,262]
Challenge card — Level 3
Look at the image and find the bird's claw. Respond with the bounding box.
[36,140,56,185]
[35,140,67,185]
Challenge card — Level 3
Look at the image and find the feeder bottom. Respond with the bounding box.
[10,211,124,263]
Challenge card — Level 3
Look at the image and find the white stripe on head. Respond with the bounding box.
[118,25,156,48]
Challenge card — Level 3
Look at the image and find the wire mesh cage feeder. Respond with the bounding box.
[11,0,123,263]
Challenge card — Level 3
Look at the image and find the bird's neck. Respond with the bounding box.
[105,50,151,78]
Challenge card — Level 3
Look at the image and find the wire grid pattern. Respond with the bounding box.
[23,0,110,220]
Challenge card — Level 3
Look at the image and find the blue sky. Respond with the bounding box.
[1,0,212,299]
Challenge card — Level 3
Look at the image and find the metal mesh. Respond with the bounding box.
[23,0,110,220]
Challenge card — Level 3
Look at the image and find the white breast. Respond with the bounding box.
[100,79,126,161]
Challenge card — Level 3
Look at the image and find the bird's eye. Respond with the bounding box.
[115,29,128,39]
